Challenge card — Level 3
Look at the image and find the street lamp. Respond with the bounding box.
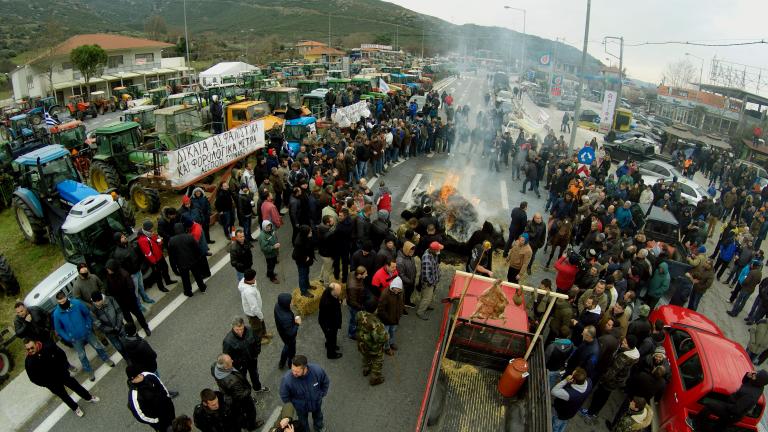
[503,6,526,74]
[685,52,705,92]
[568,0,592,151]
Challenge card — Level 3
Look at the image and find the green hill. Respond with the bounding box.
[2,0,601,74]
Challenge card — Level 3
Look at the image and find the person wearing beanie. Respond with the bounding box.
[136,219,176,294]
[126,365,176,431]
[506,233,533,283]
[377,276,404,355]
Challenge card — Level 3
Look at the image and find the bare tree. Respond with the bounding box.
[662,59,697,89]
[144,15,168,41]
[36,18,66,102]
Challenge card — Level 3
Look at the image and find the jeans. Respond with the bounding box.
[348,305,360,338]
[296,404,324,432]
[297,264,310,294]
[373,158,384,174]
[279,336,296,367]
[384,324,397,349]
[131,271,153,304]
[748,297,765,322]
[357,160,368,178]
[552,414,569,432]
[731,290,753,315]
[236,270,244,282]
[688,290,704,311]
[219,211,234,238]
[104,332,125,356]
[71,332,110,373]
[241,215,252,242]
[266,256,277,279]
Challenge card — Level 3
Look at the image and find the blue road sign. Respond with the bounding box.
[577,146,596,164]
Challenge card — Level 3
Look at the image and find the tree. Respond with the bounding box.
[37,17,66,102]
[69,45,107,100]
[373,34,392,45]
[662,59,697,89]
[144,15,168,40]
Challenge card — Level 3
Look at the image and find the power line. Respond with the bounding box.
[623,39,767,47]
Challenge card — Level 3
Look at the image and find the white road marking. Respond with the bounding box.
[260,406,283,432]
[400,173,423,204]
[426,152,434,158]
[500,180,510,210]
[33,255,232,432]
[367,176,378,188]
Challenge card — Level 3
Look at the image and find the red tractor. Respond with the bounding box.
[65,96,97,121]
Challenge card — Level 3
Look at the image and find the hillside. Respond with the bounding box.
[2,0,601,73]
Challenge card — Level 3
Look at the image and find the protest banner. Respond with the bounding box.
[332,101,371,128]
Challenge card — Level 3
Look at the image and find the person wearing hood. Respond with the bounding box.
[230,228,253,282]
[168,222,207,297]
[292,225,315,298]
[112,231,154,306]
[275,293,301,369]
[611,396,653,432]
[377,276,405,355]
[137,220,175,294]
[506,233,533,283]
[157,207,179,247]
[690,370,768,431]
[396,241,418,309]
[644,262,670,309]
[211,353,264,430]
[191,187,214,245]
[126,365,176,431]
[105,259,151,336]
[258,220,281,284]
[581,335,640,420]
[318,282,343,359]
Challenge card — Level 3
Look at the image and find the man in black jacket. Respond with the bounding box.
[112,232,155,305]
[212,353,265,430]
[222,316,269,393]
[193,388,241,432]
[168,223,207,296]
[14,301,52,342]
[126,365,176,431]
[503,202,528,257]
[229,228,253,282]
[91,292,127,356]
[105,259,151,335]
[25,339,99,417]
[318,283,343,359]
[690,370,768,431]
[524,213,547,273]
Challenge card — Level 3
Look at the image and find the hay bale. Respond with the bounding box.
[290,279,348,316]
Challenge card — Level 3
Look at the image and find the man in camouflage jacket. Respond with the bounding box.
[356,300,389,386]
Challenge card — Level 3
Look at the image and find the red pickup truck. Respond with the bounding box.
[650,305,765,431]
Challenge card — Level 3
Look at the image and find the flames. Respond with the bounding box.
[439,174,461,204]
[413,173,477,242]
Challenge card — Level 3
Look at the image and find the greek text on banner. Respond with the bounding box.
[166,120,265,187]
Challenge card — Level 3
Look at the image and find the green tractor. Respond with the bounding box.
[146,105,211,150]
[87,122,161,213]
[122,105,158,135]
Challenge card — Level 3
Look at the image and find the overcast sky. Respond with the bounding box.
[385,0,768,92]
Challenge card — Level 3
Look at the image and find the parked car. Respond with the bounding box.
[604,137,666,162]
[650,305,765,432]
[733,160,768,189]
[640,174,707,207]
[556,98,575,111]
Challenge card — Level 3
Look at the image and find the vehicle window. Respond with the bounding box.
[670,328,695,358]
[679,353,703,390]
[698,392,763,419]
[679,183,695,197]
[644,145,655,156]
[232,109,247,122]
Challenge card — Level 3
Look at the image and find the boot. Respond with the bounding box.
[369,376,385,386]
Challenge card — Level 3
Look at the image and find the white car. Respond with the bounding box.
[637,160,681,180]
[640,174,708,207]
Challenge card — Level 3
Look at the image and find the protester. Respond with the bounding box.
[279,355,330,432]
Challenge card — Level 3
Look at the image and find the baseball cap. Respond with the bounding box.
[429,241,444,251]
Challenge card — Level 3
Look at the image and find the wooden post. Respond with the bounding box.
[524,295,557,360]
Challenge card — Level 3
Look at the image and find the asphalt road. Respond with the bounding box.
[21,74,763,432]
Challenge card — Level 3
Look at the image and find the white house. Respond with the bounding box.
[10,33,191,103]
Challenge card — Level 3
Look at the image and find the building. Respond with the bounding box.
[10,33,191,103]
[302,46,346,64]
[350,44,404,65]
[295,40,328,56]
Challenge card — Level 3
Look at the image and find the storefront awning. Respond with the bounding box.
[78,77,104,85]
[171,66,193,72]
[100,75,119,81]
[114,72,141,79]
[662,124,732,150]
[142,68,176,76]
[53,80,80,90]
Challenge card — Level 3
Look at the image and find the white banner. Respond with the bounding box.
[331,101,370,128]
[166,120,265,187]
[598,90,617,134]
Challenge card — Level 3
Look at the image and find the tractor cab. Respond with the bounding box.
[25,97,61,125]
[301,91,328,119]
[162,92,206,110]
[122,105,158,134]
[112,87,133,110]
[206,83,240,104]
[49,121,87,151]
[8,114,36,141]
[326,78,351,93]
[147,87,169,106]
[166,76,193,93]
[151,105,210,150]
[261,87,308,117]
[13,145,86,202]
[225,101,282,131]
[296,80,320,95]
[66,96,95,120]
[284,116,317,156]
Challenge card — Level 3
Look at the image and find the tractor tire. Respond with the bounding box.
[89,161,121,193]
[122,201,137,228]
[12,196,47,244]
[49,106,62,118]
[0,254,20,296]
[30,114,42,126]
[130,184,161,213]
[0,348,13,386]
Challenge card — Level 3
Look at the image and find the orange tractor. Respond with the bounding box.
[65,96,97,121]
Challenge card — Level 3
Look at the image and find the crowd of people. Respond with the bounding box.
[12,71,768,432]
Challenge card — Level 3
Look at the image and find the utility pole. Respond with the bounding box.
[183,0,190,76]
[604,36,625,110]
[421,28,425,59]
[548,38,562,96]
[503,6,526,74]
[569,0,591,151]
[328,13,331,48]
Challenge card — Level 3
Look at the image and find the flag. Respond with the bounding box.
[44,110,60,126]
[378,78,390,94]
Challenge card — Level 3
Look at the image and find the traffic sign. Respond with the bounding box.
[577,146,596,165]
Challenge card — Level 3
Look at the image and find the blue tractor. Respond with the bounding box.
[11,145,108,244]
[284,116,317,157]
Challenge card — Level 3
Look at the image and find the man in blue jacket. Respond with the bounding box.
[279,355,330,432]
[52,291,114,381]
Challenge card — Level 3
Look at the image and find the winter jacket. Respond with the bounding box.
[238,279,263,320]
[193,391,239,432]
[318,287,342,330]
[599,347,640,390]
[346,274,368,310]
[377,287,404,325]
[292,227,315,266]
[396,244,417,288]
[525,220,547,249]
[719,240,738,262]
[646,262,671,299]
[191,187,211,223]
[14,306,51,341]
[52,299,93,343]
[91,295,125,336]
[127,372,175,427]
[121,334,158,373]
[554,256,579,291]
[742,268,763,294]
[229,240,253,273]
[258,221,279,259]
[71,275,104,305]
[508,207,528,240]
[274,293,298,342]
[612,405,653,432]
[506,241,532,271]
[157,207,178,246]
[106,267,138,311]
[214,188,235,213]
[222,326,261,372]
[168,223,203,271]
[566,338,599,378]
[25,341,70,387]
[669,275,694,306]
[317,222,336,258]
[137,231,164,265]
[211,363,251,399]
[627,369,667,402]
[112,242,143,274]
[748,321,768,354]
[691,264,715,293]
[550,299,575,339]
[279,363,330,413]
[545,338,574,371]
